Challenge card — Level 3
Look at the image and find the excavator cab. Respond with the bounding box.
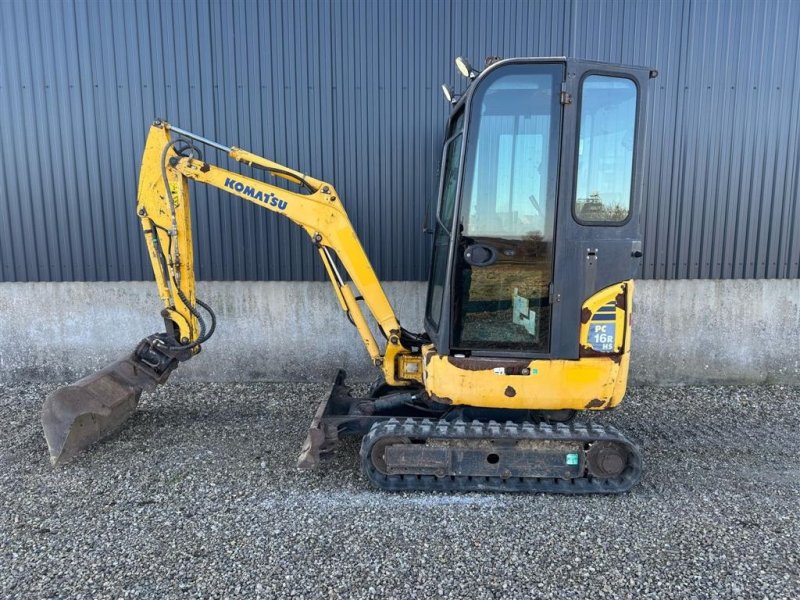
[43,56,654,494]
[428,58,649,363]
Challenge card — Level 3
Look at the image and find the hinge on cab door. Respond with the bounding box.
[560,82,572,105]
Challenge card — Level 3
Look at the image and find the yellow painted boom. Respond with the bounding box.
[136,121,418,386]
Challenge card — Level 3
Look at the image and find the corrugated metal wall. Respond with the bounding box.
[1,0,798,282]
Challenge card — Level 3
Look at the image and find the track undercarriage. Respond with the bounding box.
[298,370,642,494]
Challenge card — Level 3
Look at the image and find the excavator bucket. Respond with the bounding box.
[41,354,165,465]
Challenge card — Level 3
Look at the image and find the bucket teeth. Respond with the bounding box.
[41,355,163,465]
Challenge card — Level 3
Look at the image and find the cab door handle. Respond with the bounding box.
[464,244,497,267]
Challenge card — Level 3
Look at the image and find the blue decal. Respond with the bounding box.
[590,313,616,321]
[588,323,616,352]
[224,177,288,210]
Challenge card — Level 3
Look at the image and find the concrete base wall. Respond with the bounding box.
[1,280,798,385]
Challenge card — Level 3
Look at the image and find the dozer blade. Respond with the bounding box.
[42,355,166,465]
[297,370,348,470]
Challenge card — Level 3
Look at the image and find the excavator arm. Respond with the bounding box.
[41,120,421,464]
[138,121,410,369]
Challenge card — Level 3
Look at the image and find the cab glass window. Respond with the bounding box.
[575,75,637,223]
[453,63,563,351]
[447,109,465,139]
[426,116,464,331]
[438,133,462,231]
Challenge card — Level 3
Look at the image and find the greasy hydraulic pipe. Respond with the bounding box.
[166,123,232,153]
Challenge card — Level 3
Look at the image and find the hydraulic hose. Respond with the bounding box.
[158,137,217,352]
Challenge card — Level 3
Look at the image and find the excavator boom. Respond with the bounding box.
[42,120,418,464]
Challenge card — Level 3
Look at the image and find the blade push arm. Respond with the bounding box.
[137,121,418,386]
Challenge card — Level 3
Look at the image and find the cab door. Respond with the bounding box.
[449,62,565,356]
[550,60,651,358]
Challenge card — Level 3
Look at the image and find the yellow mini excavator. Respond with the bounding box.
[42,57,656,493]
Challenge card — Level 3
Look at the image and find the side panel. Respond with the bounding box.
[579,281,629,356]
[551,60,651,359]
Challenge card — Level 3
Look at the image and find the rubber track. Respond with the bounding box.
[360,418,642,494]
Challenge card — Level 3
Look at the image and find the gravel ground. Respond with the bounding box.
[1,381,799,599]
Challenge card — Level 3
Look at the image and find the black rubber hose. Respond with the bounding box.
[167,285,217,352]
[157,137,217,351]
[373,392,417,413]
